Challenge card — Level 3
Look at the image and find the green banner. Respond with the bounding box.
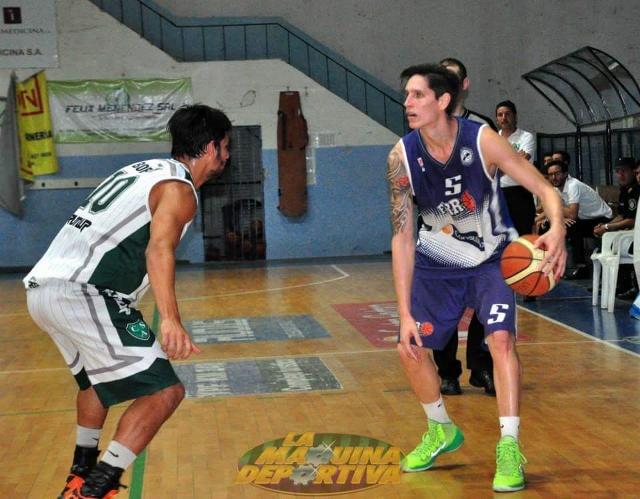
[48,78,193,143]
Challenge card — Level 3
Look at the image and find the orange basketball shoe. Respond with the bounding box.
[62,461,126,498]
[58,446,100,499]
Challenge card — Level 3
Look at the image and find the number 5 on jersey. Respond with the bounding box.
[487,304,509,324]
[444,175,462,196]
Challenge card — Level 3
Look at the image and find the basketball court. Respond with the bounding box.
[1,258,638,498]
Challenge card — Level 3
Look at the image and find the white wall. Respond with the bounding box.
[0,0,397,152]
[0,0,398,266]
[154,0,640,134]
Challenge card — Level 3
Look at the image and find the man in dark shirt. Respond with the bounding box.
[593,157,640,236]
[435,57,497,396]
[593,157,640,295]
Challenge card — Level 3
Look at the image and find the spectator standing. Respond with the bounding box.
[435,57,497,396]
[496,100,537,236]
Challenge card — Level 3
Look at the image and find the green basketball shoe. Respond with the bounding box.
[493,436,527,492]
[401,420,464,472]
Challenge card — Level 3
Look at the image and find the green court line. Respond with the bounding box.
[129,447,147,499]
[128,306,159,498]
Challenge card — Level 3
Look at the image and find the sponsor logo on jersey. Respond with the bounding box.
[130,161,160,173]
[126,319,151,341]
[66,214,92,232]
[436,198,466,216]
[27,277,39,288]
[460,147,474,166]
[417,157,425,171]
[436,190,477,217]
[417,321,434,335]
[101,289,132,316]
[630,198,637,211]
[461,190,477,211]
[450,226,485,250]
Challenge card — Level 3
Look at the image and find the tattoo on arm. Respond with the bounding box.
[387,146,412,235]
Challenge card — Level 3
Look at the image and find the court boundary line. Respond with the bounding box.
[1,337,635,418]
[1,336,627,377]
[6,263,635,495]
[0,265,351,318]
[176,264,350,302]
[518,305,640,358]
[126,308,162,499]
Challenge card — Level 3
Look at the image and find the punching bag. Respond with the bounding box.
[277,91,308,217]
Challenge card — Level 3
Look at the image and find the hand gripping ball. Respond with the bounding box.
[500,235,557,296]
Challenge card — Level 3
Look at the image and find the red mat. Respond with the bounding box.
[332,302,474,348]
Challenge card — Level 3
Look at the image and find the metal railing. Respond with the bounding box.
[89,0,407,136]
[538,126,640,186]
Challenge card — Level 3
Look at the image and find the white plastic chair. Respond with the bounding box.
[600,233,634,312]
[591,231,627,307]
[592,204,640,312]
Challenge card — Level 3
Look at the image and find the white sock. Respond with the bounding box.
[499,416,520,439]
[76,425,101,448]
[101,441,137,470]
[422,397,451,424]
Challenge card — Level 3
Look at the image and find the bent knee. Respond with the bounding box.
[396,343,425,364]
[488,331,516,355]
[396,343,410,360]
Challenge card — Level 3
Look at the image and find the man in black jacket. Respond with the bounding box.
[435,57,496,396]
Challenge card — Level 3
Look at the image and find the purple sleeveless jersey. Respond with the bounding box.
[398,118,518,348]
[400,118,517,278]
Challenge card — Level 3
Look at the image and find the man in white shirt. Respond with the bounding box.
[496,100,537,236]
[546,159,612,279]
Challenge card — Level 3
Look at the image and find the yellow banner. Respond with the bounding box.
[16,71,58,180]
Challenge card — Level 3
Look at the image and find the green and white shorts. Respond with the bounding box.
[26,280,181,407]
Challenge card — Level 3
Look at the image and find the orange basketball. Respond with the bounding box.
[500,234,557,296]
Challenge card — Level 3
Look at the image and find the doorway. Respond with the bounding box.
[201,126,265,261]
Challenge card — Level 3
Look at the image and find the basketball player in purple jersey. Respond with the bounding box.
[387,64,566,492]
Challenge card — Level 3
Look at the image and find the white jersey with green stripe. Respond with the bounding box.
[24,158,197,304]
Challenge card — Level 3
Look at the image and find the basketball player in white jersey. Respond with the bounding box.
[24,104,231,498]
[388,64,566,491]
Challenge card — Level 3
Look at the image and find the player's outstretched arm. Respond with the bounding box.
[387,143,422,359]
[480,128,567,279]
[147,181,202,360]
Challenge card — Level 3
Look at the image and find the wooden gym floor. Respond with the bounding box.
[0,258,638,498]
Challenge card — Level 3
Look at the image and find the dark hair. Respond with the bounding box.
[168,104,232,159]
[496,100,517,115]
[615,156,635,170]
[552,150,571,165]
[400,63,460,115]
[439,57,467,81]
[546,158,568,173]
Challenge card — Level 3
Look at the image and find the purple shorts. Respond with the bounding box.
[408,262,516,350]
